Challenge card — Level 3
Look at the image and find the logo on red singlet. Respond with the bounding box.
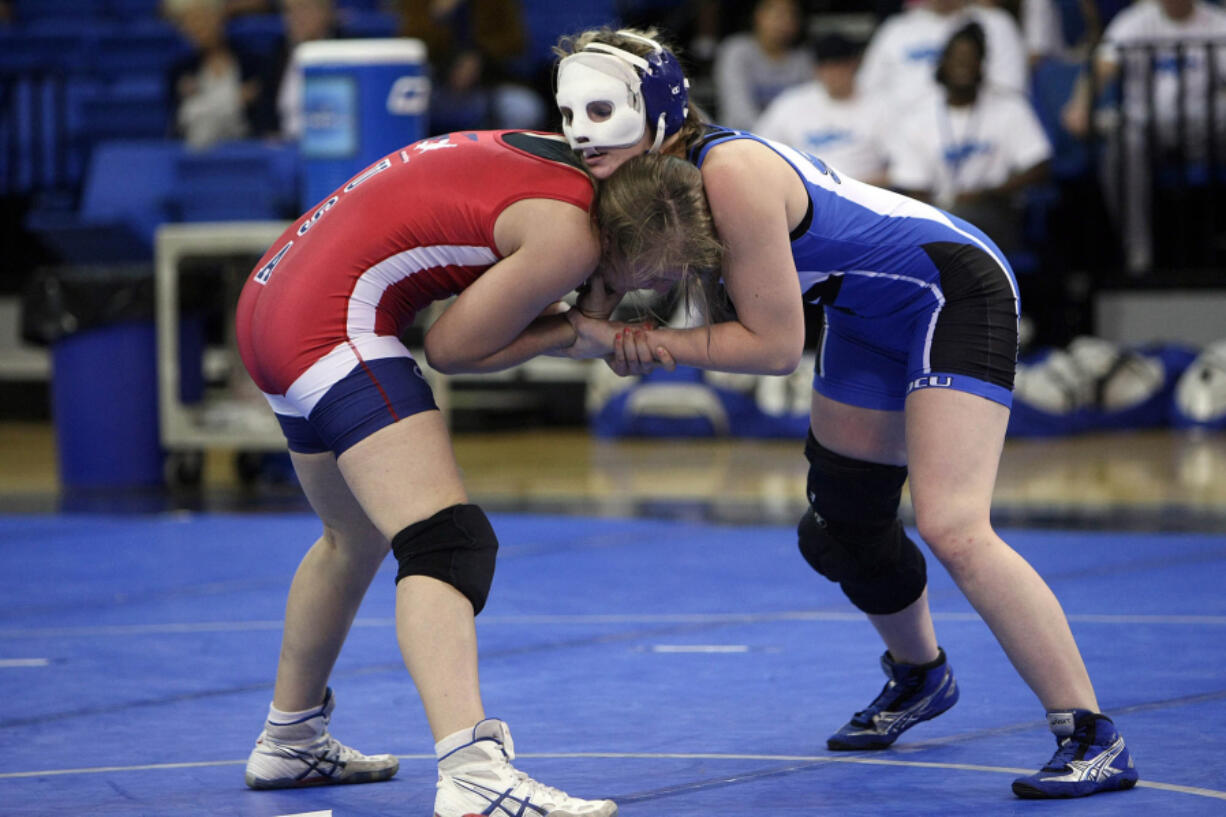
[254,240,293,285]
[414,136,457,153]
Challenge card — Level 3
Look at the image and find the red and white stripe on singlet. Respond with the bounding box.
[235,130,594,402]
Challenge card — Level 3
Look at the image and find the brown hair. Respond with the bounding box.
[595,152,726,322]
[553,26,709,149]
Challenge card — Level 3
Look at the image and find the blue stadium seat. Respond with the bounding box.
[167,142,299,223]
[13,0,106,22]
[28,139,299,264]
[106,0,162,21]
[0,27,94,74]
[93,19,192,83]
[20,16,100,38]
[16,0,161,21]
[26,139,180,262]
[1,71,74,194]
[227,14,286,60]
[337,9,399,39]
[1029,56,1089,181]
[516,0,621,79]
[2,64,168,198]
[75,79,169,141]
[57,74,169,187]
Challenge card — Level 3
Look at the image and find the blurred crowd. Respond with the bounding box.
[2,0,1224,346]
[30,0,1212,170]
[159,0,1226,346]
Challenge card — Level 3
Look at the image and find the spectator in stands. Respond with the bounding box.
[648,0,750,116]
[165,0,269,149]
[885,21,1052,256]
[396,0,546,134]
[712,0,814,130]
[257,0,344,140]
[1065,0,1226,147]
[754,31,889,185]
[1021,0,1103,65]
[858,0,1027,107]
[1061,0,1226,272]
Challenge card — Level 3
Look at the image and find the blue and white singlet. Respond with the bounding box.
[687,125,1021,411]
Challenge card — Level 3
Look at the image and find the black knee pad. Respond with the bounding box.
[797,431,927,615]
[391,504,498,615]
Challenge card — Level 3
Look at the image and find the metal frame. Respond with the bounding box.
[155,221,290,452]
[154,221,591,457]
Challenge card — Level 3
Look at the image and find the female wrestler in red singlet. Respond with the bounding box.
[235,129,618,817]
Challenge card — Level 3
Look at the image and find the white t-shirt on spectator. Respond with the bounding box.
[886,86,1053,209]
[1097,0,1226,136]
[1022,0,1081,62]
[713,33,815,130]
[858,5,1028,105]
[754,82,889,183]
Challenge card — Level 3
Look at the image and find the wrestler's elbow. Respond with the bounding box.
[759,353,802,377]
[758,335,804,376]
[423,336,465,375]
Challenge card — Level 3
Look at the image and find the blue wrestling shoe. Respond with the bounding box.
[1012,710,1139,798]
[827,648,959,750]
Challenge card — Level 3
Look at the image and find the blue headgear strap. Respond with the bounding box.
[584,31,689,150]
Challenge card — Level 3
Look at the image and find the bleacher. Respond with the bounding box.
[3,1,1223,351]
[0,0,411,268]
[0,0,642,272]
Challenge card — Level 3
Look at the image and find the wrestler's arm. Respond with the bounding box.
[615,142,806,376]
[423,197,603,373]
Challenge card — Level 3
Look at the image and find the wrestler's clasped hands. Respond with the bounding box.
[567,307,675,377]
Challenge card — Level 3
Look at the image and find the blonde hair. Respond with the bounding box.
[553,26,709,148]
[596,152,726,322]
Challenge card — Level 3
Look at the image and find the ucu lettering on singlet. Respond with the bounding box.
[907,374,954,394]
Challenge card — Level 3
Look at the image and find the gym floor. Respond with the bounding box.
[1,422,1225,816]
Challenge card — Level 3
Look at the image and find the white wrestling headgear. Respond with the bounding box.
[555,31,689,153]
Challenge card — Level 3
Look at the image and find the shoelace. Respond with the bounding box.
[855,674,924,721]
[1042,734,1090,771]
[508,765,570,805]
[321,735,368,764]
[263,733,360,765]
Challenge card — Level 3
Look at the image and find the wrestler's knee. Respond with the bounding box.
[912,501,995,578]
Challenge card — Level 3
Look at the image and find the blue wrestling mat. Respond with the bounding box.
[1,512,1224,816]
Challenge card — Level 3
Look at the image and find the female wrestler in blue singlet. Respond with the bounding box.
[686,123,1020,412]
[556,27,1138,800]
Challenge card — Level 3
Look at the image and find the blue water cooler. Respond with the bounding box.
[298,38,429,209]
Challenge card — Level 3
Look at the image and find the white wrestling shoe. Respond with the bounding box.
[435,719,617,817]
[245,688,399,789]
